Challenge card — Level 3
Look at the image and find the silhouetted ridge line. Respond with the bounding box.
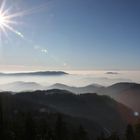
[0,71,68,76]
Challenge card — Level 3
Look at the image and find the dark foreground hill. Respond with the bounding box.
[15,89,136,130]
[0,89,138,139]
[0,91,102,140]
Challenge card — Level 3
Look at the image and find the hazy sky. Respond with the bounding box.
[0,0,140,71]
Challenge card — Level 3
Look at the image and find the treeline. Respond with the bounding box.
[0,96,89,140]
[1,111,140,140]
[0,94,140,140]
[0,110,90,140]
[97,123,140,140]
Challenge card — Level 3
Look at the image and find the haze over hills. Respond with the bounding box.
[49,83,105,94]
[102,82,140,112]
[0,81,44,92]
[48,82,140,113]
[0,81,105,92]
[0,80,140,113]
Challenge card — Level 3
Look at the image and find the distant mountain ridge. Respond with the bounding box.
[0,82,105,92]
[49,83,105,94]
[0,81,140,113]
[0,71,68,76]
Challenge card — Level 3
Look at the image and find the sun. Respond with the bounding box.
[0,0,25,39]
[0,13,5,24]
[0,12,6,27]
[0,0,48,39]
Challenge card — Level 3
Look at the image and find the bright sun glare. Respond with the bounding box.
[0,0,25,39]
[0,12,5,26]
[0,0,48,40]
[0,12,6,28]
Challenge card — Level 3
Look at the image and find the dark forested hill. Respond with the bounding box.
[0,89,138,140]
[14,89,135,131]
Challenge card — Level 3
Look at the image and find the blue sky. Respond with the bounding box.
[0,0,140,71]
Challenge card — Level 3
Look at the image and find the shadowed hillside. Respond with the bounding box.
[14,89,136,131]
[102,82,140,112]
[0,88,139,140]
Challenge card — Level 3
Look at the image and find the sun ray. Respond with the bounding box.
[0,0,6,13]
[2,6,13,17]
[2,22,24,38]
[5,2,49,20]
